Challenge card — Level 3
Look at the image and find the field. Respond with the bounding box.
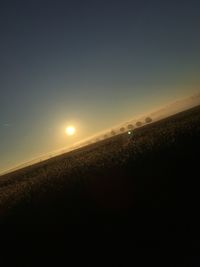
[1,105,200,266]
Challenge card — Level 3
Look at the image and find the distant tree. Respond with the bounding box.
[120,127,125,132]
[111,130,116,135]
[145,117,152,123]
[127,124,134,129]
[136,121,142,127]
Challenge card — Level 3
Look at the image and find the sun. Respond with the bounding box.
[65,126,76,136]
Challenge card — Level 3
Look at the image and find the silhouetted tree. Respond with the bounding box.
[145,117,152,123]
[111,130,116,135]
[120,127,125,132]
[136,121,142,127]
[127,124,134,129]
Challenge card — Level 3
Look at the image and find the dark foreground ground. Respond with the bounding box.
[1,106,200,266]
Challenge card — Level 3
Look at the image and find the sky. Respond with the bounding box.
[0,0,200,172]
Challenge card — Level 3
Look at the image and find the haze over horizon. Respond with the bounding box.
[0,0,200,172]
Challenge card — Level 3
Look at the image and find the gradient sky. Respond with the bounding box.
[0,0,200,172]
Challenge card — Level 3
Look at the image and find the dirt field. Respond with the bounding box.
[1,105,200,266]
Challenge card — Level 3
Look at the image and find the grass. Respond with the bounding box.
[1,105,200,266]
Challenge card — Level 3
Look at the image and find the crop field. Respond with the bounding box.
[1,105,200,266]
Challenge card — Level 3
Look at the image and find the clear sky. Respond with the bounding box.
[0,0,200,172]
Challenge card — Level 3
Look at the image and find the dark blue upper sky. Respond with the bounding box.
[0,0,200,171]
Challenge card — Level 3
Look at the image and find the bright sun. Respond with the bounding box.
[65,126,76,136]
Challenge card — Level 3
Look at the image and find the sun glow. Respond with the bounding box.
[65,126,76,136]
